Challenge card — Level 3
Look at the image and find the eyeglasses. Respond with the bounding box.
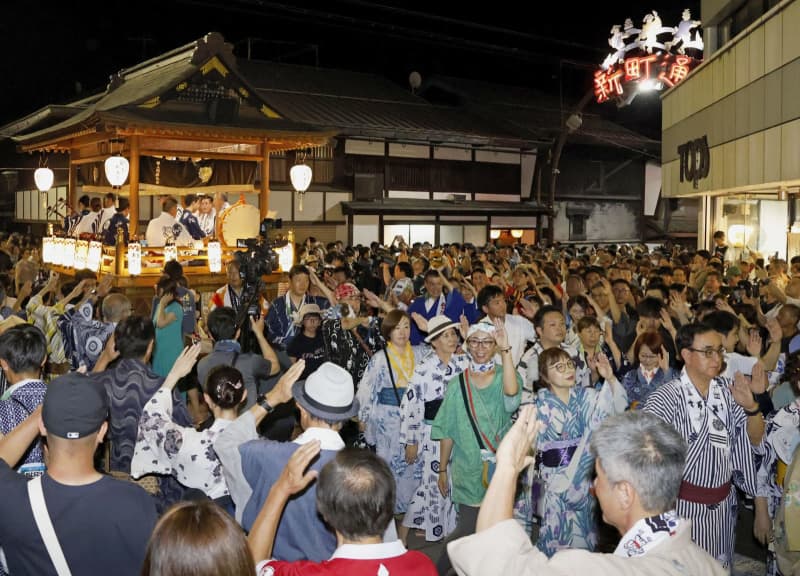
[549,360,575,373]
[639,353,659,360]
[687,347,725,359]
[466,339,495,348]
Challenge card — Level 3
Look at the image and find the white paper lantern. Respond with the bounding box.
[290,163,312,193]
[277,242,294,272]
[104,155,129,187]
[87,241,102,272]
[42,237,52,264]
[74,240,89,270]
[164,243,178,263]
[52,238,64,266]
[127,242,142,275]
[34,167,54,192]
[63,238,76,268]
[207,240,222,273]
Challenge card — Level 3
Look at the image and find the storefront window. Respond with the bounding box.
[383,224,436,246]
[713,194,788,260]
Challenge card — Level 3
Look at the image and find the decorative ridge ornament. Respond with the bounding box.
[595,8,703,106]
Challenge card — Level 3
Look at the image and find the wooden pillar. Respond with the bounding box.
[68,161,78,214]
[128,135,141,236]
[260,140,270,219]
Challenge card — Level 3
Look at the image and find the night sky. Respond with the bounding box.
[1,1,701,138]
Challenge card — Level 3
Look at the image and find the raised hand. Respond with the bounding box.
[730,371,758,411]
[362,288,382,310]
[495,404,539,474]
[274,359,306,405]
[595,352,614,381]
[97,275,114,298]
[163,343,202,389]
[411,312,428,333]
[745,329,763,358]
[276,440,321,496]
[249,314,266,336]
[658,345,669,372]
[492,317,509,349]
[749,361,768,395]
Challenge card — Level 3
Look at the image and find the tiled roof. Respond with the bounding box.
[241,60,539,147]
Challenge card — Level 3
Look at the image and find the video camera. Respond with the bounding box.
[234,218,288,287]
[232,218,288,352]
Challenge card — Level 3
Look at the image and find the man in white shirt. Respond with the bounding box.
[145,196,193,247]
[704,310,781,378]
[74,197,102,236]
[97,192,117,235]
[477,284,536,367]
[196,195,216,237]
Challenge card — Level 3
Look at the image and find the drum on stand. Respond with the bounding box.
[216,199,260,249]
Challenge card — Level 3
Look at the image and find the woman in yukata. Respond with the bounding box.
[754,361,800,576]
[132,347,243,511]
[533,346,628,557]
[621,330,674,410]
[357,308,428,543]
[400,315,467,542]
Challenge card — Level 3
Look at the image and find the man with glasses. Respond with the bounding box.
[643,322,765,570]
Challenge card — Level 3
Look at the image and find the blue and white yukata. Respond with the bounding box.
[644,370,760,570]
[528,379,627,556]
[756,398,800,576]
[357,344,429,514]
[400,352,469,541]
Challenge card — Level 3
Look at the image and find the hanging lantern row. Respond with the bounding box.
[41,237,102,272]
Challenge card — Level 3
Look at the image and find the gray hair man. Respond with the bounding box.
[447,407,726,575]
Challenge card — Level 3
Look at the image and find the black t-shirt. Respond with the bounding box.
[286,331,326,379]
[0,460,157,576]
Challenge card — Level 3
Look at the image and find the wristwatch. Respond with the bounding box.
[256,393,275,414]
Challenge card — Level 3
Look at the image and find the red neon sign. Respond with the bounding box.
[594,53,698,104]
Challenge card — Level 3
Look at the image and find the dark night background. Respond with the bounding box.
[0,1,701,139]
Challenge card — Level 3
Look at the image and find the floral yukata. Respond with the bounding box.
[518,379,627,556]
[357,343,429,513]
[400,352,469,541]
[131,388,232,499]
[756,398,800,576]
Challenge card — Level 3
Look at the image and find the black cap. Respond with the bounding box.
[42,373,108,439]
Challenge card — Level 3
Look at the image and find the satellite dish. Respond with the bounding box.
[409,71,422,93]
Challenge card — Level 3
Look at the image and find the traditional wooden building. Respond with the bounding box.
[2,31,660,247]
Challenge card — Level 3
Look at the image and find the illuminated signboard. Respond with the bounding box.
[595,9,703,105]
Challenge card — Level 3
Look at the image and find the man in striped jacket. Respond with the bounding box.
[644,322,765,570]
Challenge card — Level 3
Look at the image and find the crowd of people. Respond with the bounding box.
[0,227,797,575]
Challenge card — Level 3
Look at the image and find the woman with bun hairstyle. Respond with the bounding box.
[132,346,245,503]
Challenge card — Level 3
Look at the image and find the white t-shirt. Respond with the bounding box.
[722,351,758,379]
[145,212,193,247]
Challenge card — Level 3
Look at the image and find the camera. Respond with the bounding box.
[234,218,287,284]
[232,218,287,348]
[737,280,753,299]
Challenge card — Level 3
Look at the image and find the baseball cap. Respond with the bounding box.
[42,373,108,439]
